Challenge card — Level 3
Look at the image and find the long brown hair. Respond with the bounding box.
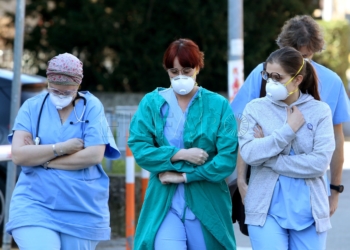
[266,47,321,101]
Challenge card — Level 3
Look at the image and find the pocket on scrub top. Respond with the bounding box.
[53,165,102,181]
[83,165,102,180]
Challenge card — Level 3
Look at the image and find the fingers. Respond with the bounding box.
[253,124,264,138]
[286,107,291,114]
[77,138,84,144]
[158,172,167,184]
[24,136,34,145]
[292,106,299,112]
[199,149,208,158]
[197,149,208,160]
[198,150,208,165]
[187,148,209,165]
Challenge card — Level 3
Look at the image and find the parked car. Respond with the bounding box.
[0,68,47,231]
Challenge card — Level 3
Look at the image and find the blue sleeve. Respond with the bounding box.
[8,100,32,143]
[230,63,264,115]
[83,97,120,159]
[314,62,350,125]
[332,82,350,125]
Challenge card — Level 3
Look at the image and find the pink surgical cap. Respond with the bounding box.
[46,53,83,85]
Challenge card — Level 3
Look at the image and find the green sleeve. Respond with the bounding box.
[186,100,238,183]
[127,95,195,174]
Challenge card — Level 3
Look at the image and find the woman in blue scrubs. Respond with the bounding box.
[7,53,120,250]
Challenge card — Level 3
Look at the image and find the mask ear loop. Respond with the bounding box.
[284,59,304,95]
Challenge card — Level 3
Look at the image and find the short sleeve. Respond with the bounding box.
[332,83,350,125]
[8,100,32,144]
[83,97,120,159]
[313,61,350,125]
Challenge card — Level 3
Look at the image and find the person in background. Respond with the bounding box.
[128,38,238,250]
[232,15,349,216]
[240,46,335,249]
[7,53,120,250]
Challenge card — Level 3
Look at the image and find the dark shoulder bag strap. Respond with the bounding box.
[259,62,267,98]
[247,62,267,182]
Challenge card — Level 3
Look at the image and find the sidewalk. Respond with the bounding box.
[96,238,125,250]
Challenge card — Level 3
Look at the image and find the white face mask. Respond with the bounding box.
[49,93,73,110]
[265,79,290,101]
[171,74,196,95]
[265,59,304,101]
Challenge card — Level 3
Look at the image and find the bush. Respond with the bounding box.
[313,20,350,89]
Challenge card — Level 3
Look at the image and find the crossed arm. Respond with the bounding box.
[12,130,105,170]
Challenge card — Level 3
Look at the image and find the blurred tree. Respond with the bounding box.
[313,20,350,88]
[20,0,317,92]
[243,0,318,76]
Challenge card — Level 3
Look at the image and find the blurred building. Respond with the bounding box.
[322,0,350,21]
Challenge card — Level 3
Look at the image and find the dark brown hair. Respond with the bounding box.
[266,47,321,101]
[163,39,204,70]
[276,15,324,53]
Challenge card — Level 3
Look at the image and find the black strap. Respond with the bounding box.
[259,62,267,98]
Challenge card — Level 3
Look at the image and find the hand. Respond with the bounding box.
[57,138,84,155]
[253,124,264,138]
[287,106,305,133]
[183,148,209,165]
[329,190,339,216]
[24,136,35,145]
[159,171,185,184]
[237,178,248,204]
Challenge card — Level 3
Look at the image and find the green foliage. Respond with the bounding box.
[22,0,317,92]
[313,20,350,88]
[101,158,141,174]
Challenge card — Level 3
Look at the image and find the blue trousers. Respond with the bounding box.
[248,215,327,250]
[154,207,207,250]
[12,226,99,250]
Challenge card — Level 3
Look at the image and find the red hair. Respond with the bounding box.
[163,39,204,70]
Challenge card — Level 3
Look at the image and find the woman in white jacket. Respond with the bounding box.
[239,46,335,250]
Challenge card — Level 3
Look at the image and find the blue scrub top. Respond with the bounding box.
[159,88,199,220]
[6,91,120,240]
[268,148,314,230]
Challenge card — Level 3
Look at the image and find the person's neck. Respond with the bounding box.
[283,90,300,106]
[174,86,199,101]
[174,86,199,112]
